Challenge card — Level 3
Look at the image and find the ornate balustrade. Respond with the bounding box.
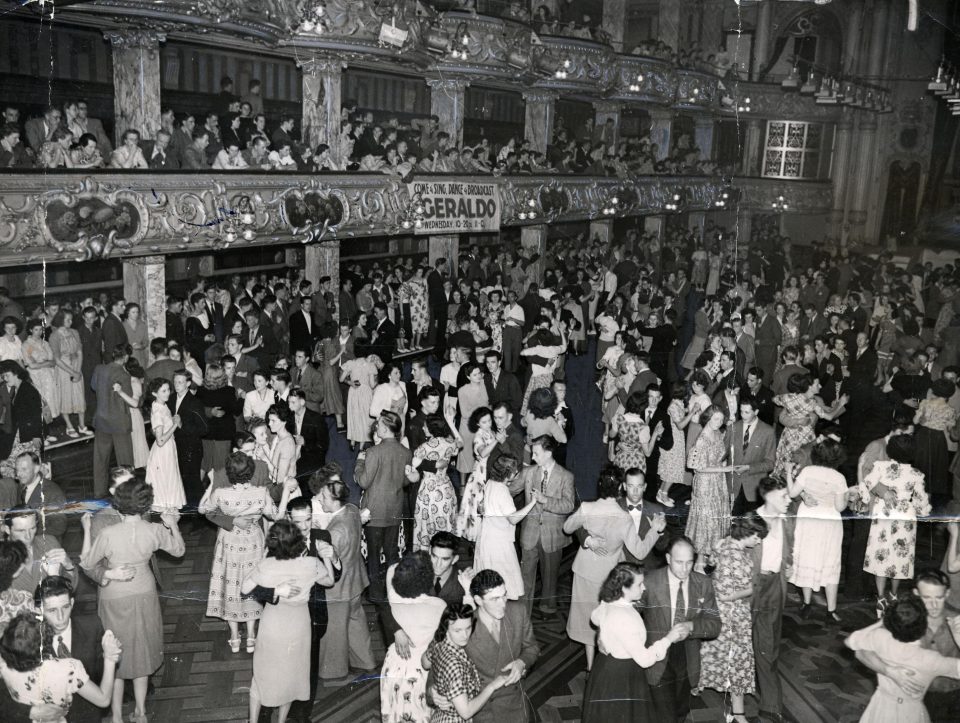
[717,80,843,122]
[610,55,677,106]
[0,172,832,267]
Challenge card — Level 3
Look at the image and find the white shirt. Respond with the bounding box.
[625,498,643,530]
[759,508,784,573]
[175,393,187,413]
[667,568,686,622]
[742,419,757,446]
[295,410,305,436]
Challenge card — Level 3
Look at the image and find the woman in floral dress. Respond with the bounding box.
[610,391,662,474]
[455,407,497,543]
[772,373,848,476]
[49,310,88,436]
[657,382,688,507]
[22,318,58,442]
[411,416,461,550]
[199,452,295,654]
[409,265,429,350]
[685,406,737,565]
[860,434,932,601]
[698,514,769,723]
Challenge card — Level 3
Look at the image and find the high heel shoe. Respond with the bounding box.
[725,714,749,723]
[246,636,256,653]
[227,638,241,654]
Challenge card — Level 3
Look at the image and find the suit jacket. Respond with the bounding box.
[140,141,180,169]
[466,602,540,723]
[368,318,397,363]
[295,408,328,481]
[751,384,776,426]
[849,345,878,383]
[232,353,259,394]
[488,423,525,471]
[289,308,316,355]
[507,463,575,553]
[484,371,523,417]
[355,438,413,527]
[772,362,807,397]
[90,363,132,434]
[11,381,44,444]
[736,332,756,366]
[169,391,207,448]
[755,313,782,350]
[640,566,721,687]
[81,117,112,154]
[100,314,127,361]
[24,117,56,151]
[727,420,776,501]
[567,497,662,582]
[291,362,324,413]
[23,479,66,541]
[326,504,368,601]
[799,313,828,342]
[246,324,278,371]
[624,367,659,403]
[427,269,446,307]
[165,310,185,346]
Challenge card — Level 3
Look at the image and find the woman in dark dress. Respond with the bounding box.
[0,361,43,478]
[582,563,684,722]
[197,363,242,477]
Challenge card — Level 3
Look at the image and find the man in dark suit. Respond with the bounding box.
[100,298,127,363]
[355,411,412,603]
[168,369,207,509]
[367,303,396,363]
[847,292,869,334]
[15,451,66,541]
[202,285,226,343]
[484,350,523,419]
[551,379,576,468]
[78,306,102,428]
[24,106,60,152]
[755,304,782,386]
[289,389,328,498]
[224,335,258,394]
[849,331,878,384]
[728,396,776,516]
[709,351,739,403]
[406,361,443,418]
[141,129,180,169]
[244,309,278,371]
[752,477,797,723]
[638,383,674,501]
[488,402,526,488]
[624,351,659,401]
[289,296,316,356]
[799,304,828,344]
[91,345,134,497]
[745,367,776,426]
[637,309,679,384]
[427,258,448,348]
[641,536,722,723]
[165,296,185,347]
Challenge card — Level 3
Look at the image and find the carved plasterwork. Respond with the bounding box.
[613,55,677,105]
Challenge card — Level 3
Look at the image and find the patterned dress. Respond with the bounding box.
[1,658,89,723]
[428,638,483,723]
[49,326,85,415]
[658,399,686,487]
[772,393,823,476]
[685,430,731,557]
[199,483,277,621]
[413,436,459,550]
[613,412,651,472]
[699,537,756,696]
[23,336,59,418]
[860,461,931,580]
[455,427,496,542]
[409,277,429,336]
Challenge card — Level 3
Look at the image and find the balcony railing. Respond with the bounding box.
[0,172,832,267]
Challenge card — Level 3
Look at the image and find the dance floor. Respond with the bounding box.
[51,343,950,722]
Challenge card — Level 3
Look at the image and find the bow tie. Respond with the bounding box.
[627,504,642,512]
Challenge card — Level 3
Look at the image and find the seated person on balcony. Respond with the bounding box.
[243,137,273,171]
[71,133,105,169]
[212,140,248,170]
[40,128,77,169]
[24,106,61,153]
[410,115,440,157]
[504,1,530,22]
[157,109,183,166]
[221,113,245,155]
[237,102,255,142]
[141,130,178,170]
[175,114,196,157]
[182,129,211,169]
[0,125,32,169]
[248,113,269,148]
[534,5,558,34]
[110,129,148,169]
[2,105,21,135]
[268,142,298,171]
[72,99,112,155]
[202,113,222,165]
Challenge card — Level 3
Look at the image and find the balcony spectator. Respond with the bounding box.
[1,105,20,134]
[248,113,269,147]
[202,113,222,165]
[534,4,557,34]
[109,130,148,169]
[141,130,178,170]
[183,130,211,169]
[504,1,530,21]
[24,106,61,153]
[243,137,273,170]
[268,142,298,171]
[62,100,85,140]
[213,141,248,170]
[242,78,264,116]
[39,128,76,169]
[158,108,183,165]
[218,75,238,115]
[221,113,245,153]
[272,116,296,151]
[70,132,104,169]
[73,99,112,155]
[176,114,196,157]
[0,125,31,169]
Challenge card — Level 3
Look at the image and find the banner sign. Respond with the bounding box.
[407,180,501,234]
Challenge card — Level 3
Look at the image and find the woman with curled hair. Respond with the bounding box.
[563,466,665,671]
[581,563,685,722]
[0,361,44,479]
[698,513,769,723]
[474,455,535,601]
[198,363,242,477]
[859,434,931,604]
[199,452,296,654]
[0,540,32,630]
[380,551,447,723]
[0,612,121,723]
[266,404,298,493]
[410,415,461,550]
[455,363,489,477]
[772,372,849,477]
[80,478,185,723]
[786,437,856,622]
[846,595,960,722]
[423,603,509,723]
[685,405,738,564]
[241,520,333,723]
[455,406,497,543]
[522,387,567,452]
[609,390,663,474]
[142,377,186,511]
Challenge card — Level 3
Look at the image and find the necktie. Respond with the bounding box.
[434,576,442,596]
[674,581,686,626]
[742,424,750,453]
[56,635,69,658]
[540,467,548,494]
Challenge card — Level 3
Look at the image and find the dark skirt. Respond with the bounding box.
[916,425,949,496]
[581,652,655,722]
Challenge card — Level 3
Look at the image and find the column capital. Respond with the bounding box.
[427,78,470,93]
[837,107,855,132]
[123,255,165,267]
[297,56,347,77]
[593,100,622,114]
[103,29,166,49]
[522,89,559,104]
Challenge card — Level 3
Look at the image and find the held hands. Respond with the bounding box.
[173,414,182,429]
[111,382,122,394]
[233,516,254,531]
[800,491,819,507]
[500,659,526,686]
[886,664,924,697]
[650,512,667,534]
[100,630,122,663]
[314,540,336,560]
[160,509,181,528]
[360,508,372,525]
[667,621,693,643]
[404,464,420,482]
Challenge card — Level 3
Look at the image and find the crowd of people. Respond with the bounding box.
[0,216,957,722]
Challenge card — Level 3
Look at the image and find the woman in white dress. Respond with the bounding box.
[142,377,186,511]
[369,363,408,434]
[474,456,537,601]
[340,354,381,448]
[242,370,276,423]
[787,437,857,622]
[0,317,23,363]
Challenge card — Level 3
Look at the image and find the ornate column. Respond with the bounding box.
[428,78,469,147]
[104,29,165,146]
[829,109,855,238]
[305,241,340,321]
[648,109,673,161]
[123,257,166,356]
[590,220,614,245]
[594,101,622,153]
[743,119,764,176]
[523,90,557,155]
[694,116,716,162]
[601,0,628,51]
[521,225,548,286]
[735,211,754,251]
[299,57,346,166]
[429,236,459,280]
[751,0,772,80]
